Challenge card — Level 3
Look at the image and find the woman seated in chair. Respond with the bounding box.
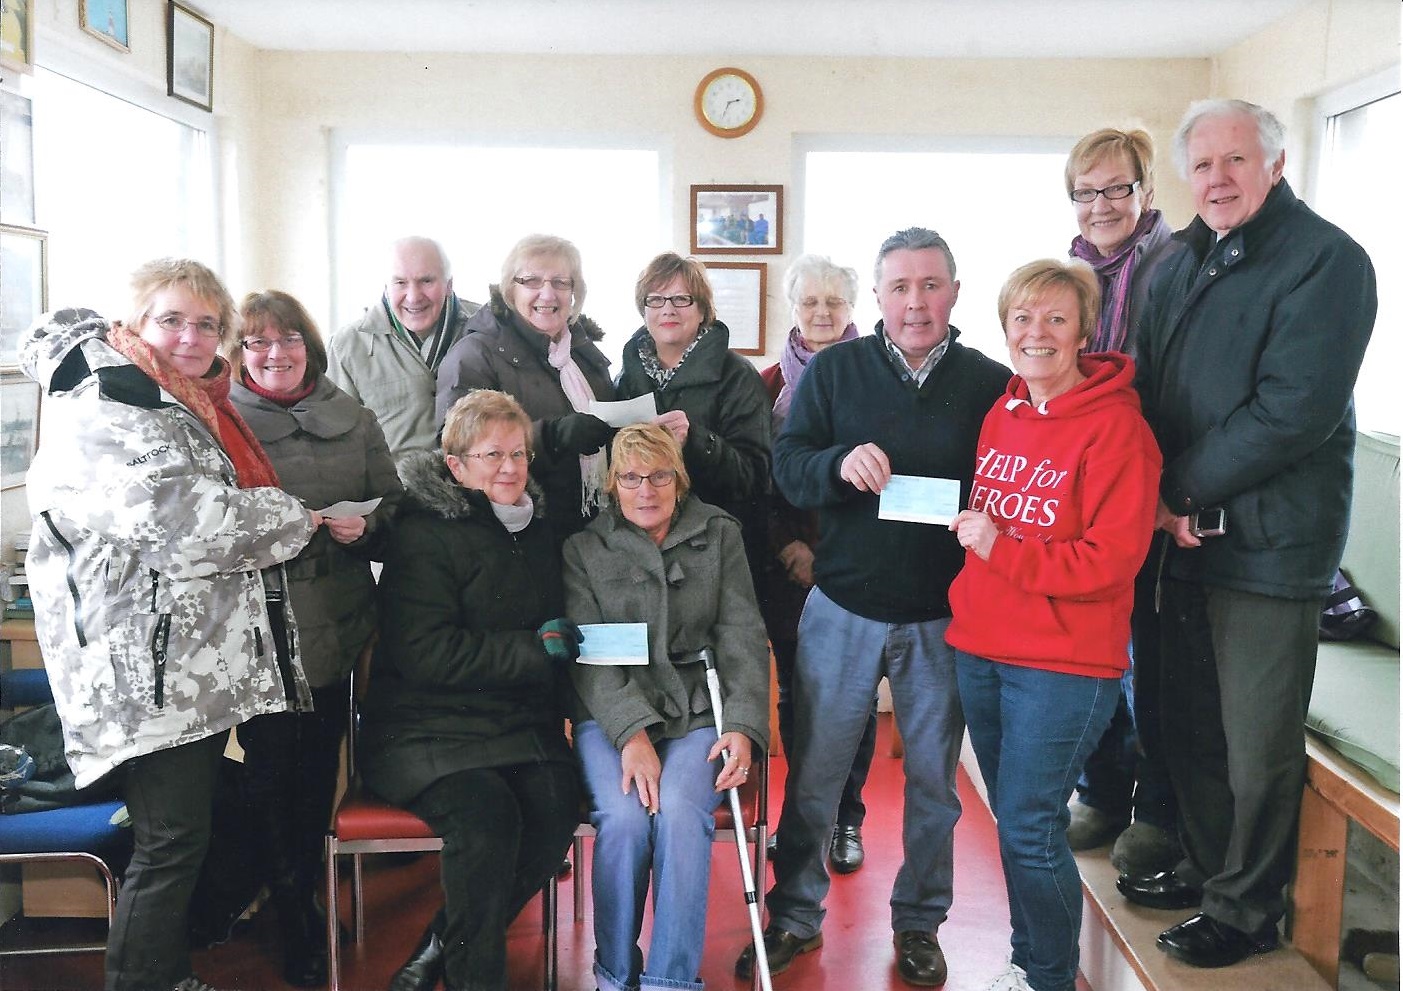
[359,390,580,991]
[564,423,770,991]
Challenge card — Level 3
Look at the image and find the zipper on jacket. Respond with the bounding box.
[151,613,171,708]
[149,570,160,612]
[40,511,88,648]
[254,627,264,657]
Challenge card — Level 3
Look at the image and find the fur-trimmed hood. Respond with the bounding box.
[397,449,547,522]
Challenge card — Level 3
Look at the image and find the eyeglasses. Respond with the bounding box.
[241,334,306,352]
[513,275,575,292]
[616,469,676,489]
[150,313,222,338]
[1069,180,1141,204]
[466,449,534,465]
[642,294,695,309]
[798,296,849,311]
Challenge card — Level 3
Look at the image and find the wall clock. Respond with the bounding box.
[694,67,763,139]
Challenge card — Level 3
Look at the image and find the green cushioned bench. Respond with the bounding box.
[1293,429,1400,988]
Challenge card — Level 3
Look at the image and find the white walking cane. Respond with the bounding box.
[701,646,774,991]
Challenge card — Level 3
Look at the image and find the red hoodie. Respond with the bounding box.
[946,352,1161,678]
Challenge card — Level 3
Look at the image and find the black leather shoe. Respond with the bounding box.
[893,930,946,986]
[1156,913,1280,968]
[389,925,444,991]
[734,925,822,979]
[1116,869,1203,910]
[829,824,865,874]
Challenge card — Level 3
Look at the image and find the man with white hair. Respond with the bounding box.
[1118,98,1376,969]
[328,236,481,458]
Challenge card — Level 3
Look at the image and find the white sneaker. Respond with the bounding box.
[984,960,1032,991]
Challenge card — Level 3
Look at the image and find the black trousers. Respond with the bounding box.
[407,761,579,991]
[1158,577,1321,934]
[106,731,227,991]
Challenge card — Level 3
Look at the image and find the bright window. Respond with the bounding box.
[334,142,662,369]
[803,145,1073,362]
[31,69,215,320]
[1314,82,1400,434]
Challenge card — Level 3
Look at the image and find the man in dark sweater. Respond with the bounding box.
[736,228,1009,987]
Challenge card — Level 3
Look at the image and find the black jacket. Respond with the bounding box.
[358,453,571,807]
[773,327,1009,623]
[1135,179,1377,599]
[615,322,772,581]
[435,287,614,542]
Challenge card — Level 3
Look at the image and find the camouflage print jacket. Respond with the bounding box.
[19,309,316,788]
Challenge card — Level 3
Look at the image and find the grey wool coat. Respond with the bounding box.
[20,310,315,788]
[563,494,770,752]
[230,374,403,687]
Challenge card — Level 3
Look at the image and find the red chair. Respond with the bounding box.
[323,663,559,991]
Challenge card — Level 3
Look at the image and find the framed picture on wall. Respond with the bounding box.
[167,1,214,112]
[0,0,35,74]
[704,262,767,356]
[0,370,40,490]
[80,0,130,53]
[690,184,783,255]
[0,224,47,369]
[0,91,36,226]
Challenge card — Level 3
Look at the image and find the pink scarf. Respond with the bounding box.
[547,330,607,514]
[773,322,859,430]
[1070,209,1171,354]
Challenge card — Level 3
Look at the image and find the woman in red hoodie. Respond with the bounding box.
[945,259,1160,991]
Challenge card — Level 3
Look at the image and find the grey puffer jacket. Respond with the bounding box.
[563,494,770,752]
[20,310,315,788]
[230,374,403,687]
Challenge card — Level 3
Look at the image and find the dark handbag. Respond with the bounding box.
[1319,569,1378,642]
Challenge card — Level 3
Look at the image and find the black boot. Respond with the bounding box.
[389,917,445,991]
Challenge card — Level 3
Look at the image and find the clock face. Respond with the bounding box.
[696,69,762,137]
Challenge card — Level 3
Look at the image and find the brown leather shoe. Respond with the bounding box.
[734,925,823,979]
[894,930,947,986]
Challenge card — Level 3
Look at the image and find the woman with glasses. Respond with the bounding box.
[359,390,580,991]
[436,234,615,543]
[227,290,402,986]
[18,259,320,991]
[1062,128,1181,879]
[760,254,876,874]
[616,252,772,590]
[564,423,770,991]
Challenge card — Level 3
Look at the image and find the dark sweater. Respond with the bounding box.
[773,327,1009,623]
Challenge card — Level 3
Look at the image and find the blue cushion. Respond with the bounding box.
[0,669,53,708]
[0,800,129,853]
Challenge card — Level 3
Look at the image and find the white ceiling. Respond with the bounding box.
[193,0,1315,59]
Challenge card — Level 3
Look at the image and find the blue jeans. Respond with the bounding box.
[575,721,724,991]
[768,586,963,939]
[956,653,1118,991]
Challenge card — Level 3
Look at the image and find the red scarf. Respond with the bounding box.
[108,323,280,489]
[241,372,316,408]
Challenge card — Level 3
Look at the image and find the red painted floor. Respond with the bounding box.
[0,713,1093,990]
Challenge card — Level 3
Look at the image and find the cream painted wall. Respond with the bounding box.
[241,53,1208,363]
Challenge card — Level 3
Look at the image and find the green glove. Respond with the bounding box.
[538,619,583,662]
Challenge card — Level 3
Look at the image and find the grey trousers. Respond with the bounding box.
[1157,578,1322,934]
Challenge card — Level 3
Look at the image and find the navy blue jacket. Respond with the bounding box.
[1135,179,1377,599]
[773,327,1009,623]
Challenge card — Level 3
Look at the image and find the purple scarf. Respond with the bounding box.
[773,322,859,430]
[1070,209,1172,354]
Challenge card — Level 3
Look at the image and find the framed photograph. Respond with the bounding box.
[167,1,213,112]
[0,224,47,369]
[0,91,35,226]
[80,0,130,53]
[704,262,767,356]
[1,369,39,489]
[0,0,35,74]
[690,184,783,256]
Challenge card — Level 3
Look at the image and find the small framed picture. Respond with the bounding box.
[704,262,767,356]
[167,1,214,112]
[1,91,36,226]
[0,224,47,369]
[691,184,783,256]
[80,0,130,53]
[0,0,35,74]
[1,369,40,489]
